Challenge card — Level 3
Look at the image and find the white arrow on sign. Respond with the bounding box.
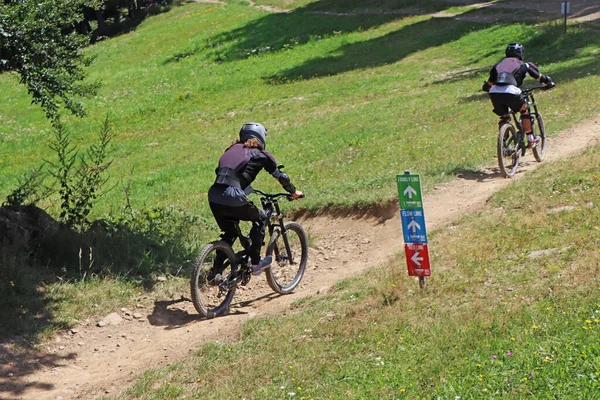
[407,219,421,234]
[403,185,417,199]
[411,251,423,266]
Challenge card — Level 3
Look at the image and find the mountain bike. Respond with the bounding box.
[190,189,308,319]
[497,84,555,178]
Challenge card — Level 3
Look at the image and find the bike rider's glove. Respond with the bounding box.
[481,81,490,92]
[540,75,553,85]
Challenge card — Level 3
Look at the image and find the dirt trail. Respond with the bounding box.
[0,116,597,399]
[1,1,599,397]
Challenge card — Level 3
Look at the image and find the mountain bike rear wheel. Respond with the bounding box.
[265,222,308,295]
[190,241,237,318]
[497,123,521,178]
[532,112,546,162]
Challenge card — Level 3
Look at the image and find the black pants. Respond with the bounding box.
[489,92,527,116]
[209,201,267,265]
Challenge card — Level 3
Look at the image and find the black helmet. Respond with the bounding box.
[239,122,268,150]
[505,42,524,59]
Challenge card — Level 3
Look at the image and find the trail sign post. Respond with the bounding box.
[397,171,431,289]
[561,2,570,33]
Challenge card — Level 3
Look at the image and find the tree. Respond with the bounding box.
[0,0,101,126]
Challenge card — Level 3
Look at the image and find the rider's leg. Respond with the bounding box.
[236,204,271,274]
[248,209,268,266]
[490,94,510,125]
[208,202,239,277]
[520,104,532,134]
[498,114,511,125]
[209,202,238,245]
[519,103,539,146]
[211,201,271,272]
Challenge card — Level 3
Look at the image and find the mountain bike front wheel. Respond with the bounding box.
[265,222,308,295]
[497,123,521,178]
[190,241,237,318]
[532,112,547,162]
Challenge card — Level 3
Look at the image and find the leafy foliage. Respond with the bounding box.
[0,0,101,124]
[2,166,52,207]
[47,116,114,231]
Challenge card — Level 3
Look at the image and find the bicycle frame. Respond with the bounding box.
[506,87,544,153]
[262,196,297,266]
[508,86,544,134]
[223,191,296,285]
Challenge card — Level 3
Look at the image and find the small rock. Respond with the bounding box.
[132,313,143,319]
[101,312,123,326]
[547,205,576,214]
[69,329,78,335]
[157,276,167,282]
[97,321,106,328]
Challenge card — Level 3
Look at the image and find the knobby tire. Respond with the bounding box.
[265,222,308,295]
[532,112,547,162]
[497,123,520,178]
[190,241,237,318]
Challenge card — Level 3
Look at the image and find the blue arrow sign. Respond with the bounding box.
[400,209,428,243]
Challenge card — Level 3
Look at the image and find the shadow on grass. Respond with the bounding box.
[267,16,488,83]
[0,203,205,396]
[0,205,204,329]
[193,0,460,65]
[88,0,187,43]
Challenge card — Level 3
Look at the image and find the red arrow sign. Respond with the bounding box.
[404,243,431,277]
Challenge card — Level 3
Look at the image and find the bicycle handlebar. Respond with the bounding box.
[253,189,304,201]
[522,83,556,94]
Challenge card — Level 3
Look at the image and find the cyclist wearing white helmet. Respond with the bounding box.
[208,122,303,276]
[482,42,554,147]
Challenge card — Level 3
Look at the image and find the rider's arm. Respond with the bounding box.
[525,62,542,80]
[482,66,496,92]
[262,150,298,194]
[524,62,552,85]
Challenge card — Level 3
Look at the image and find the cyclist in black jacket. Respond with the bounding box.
[482,42,554,147]
[208,122,303,276]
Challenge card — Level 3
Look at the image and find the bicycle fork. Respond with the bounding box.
[270,222,296,265]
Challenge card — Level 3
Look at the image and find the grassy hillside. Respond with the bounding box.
[0,0,599,360]
[1,0,599,221]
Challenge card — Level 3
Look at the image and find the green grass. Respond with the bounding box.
[0,0,599,358]
[1,0,599,219]
[110,143,600,399]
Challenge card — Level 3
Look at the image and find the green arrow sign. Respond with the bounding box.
[397,174,423,209]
